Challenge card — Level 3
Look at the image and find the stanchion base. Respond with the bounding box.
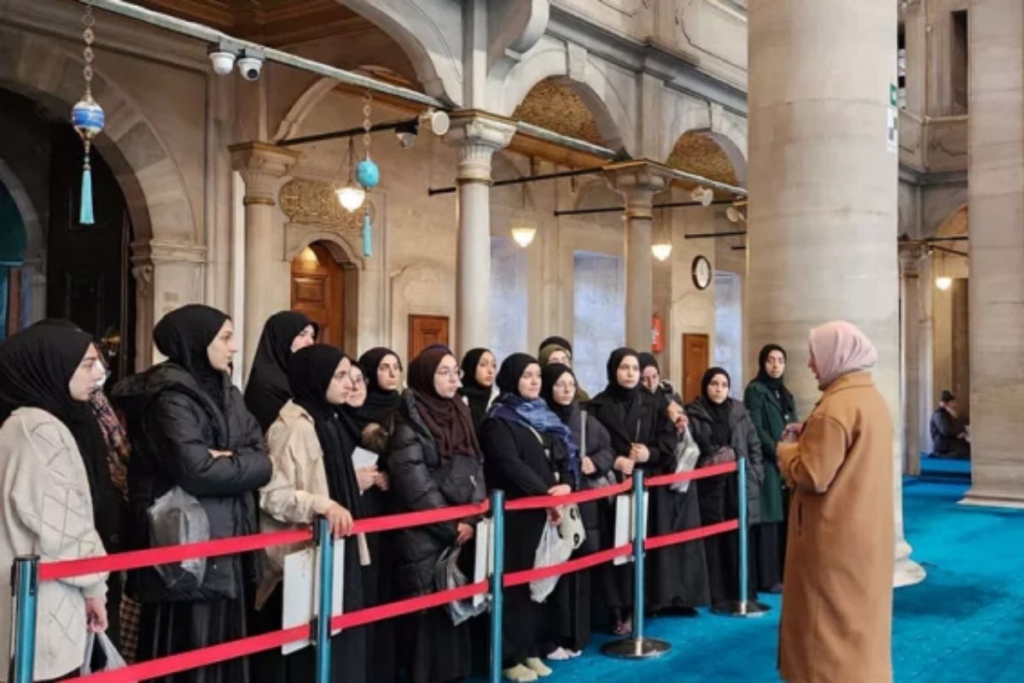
[710,600,771,618]
[600,637,672,659]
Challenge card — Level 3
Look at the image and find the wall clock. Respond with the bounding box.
[692,255,712,290]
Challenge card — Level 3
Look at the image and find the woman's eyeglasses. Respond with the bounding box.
[436,367,464,380]
[554,382,577,392]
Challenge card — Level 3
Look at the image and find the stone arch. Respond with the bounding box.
[0,159,42,260]
[0,28,196,244]
[285,227,365,269]
[340,0,463,105]
[937,204,968,238]
[660,93,747,186]
[499,40,634,154]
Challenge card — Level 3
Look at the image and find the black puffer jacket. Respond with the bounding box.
[385,392,486,598]
[111,363,272,603]
[685,397,764,526]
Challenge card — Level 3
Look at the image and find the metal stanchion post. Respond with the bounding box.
[712,456,770,617]
[314,517,335,683]
[601,470,671,658]
[10,555,39,683]
[488,490,505,683]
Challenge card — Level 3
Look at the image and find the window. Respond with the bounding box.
[572,251,624,396]
[489,236,528,366]
[951,10,969,114]
[897,23,907,109]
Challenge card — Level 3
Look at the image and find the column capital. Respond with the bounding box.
[229,142,301,205]
[899,243,927,275]
[604,162,672,219]
[446,112,517,184]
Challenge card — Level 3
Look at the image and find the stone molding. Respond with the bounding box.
[229,142,302,204]
[603,161,672,219]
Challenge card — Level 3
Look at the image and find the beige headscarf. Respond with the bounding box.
[539,343,571,367]
[808,320,878,390]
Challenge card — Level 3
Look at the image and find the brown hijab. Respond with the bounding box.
[407,347,481,459]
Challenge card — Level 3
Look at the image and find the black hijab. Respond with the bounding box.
[541,363,575,423]
[495,352,536,397]
[154,304,230,408]
[0,324,122,547]
[288,345,363,515]
[756,344,797,417]
[604,347,642,402]
[355,347,403,427]
[245,311,317,432]
[408,348,481,459]
[701,367,734,449]
[459,347,494,427]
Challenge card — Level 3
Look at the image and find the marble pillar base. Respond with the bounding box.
[894,539,927,588]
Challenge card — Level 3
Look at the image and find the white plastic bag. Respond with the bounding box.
[530,522,573,603]
[80,632,127,675]
[671,428,702,493]
[435,547,489,626]
[147,486,210,591]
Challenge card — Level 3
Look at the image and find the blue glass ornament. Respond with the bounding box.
[356,157,380,189]
[72,95,105,225]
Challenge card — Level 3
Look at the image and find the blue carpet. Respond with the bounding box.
[918,455,972,483]
[474,480,1024,682]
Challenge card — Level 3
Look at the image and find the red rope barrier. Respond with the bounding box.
[504,481,631,511]
[330,580,490,631]
[644,520,739,551]
[39,529,313,582]
[645,461,739,489]
[351,500,490,534]
[70,624,310,683]
[503,544,633,587]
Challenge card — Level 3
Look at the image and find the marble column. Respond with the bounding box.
[605,163,669,350]
[900,245,926,476]
[747,0,925,586]
[962,0,1024,507]
[229,142,301,377]
[447,114,516,357]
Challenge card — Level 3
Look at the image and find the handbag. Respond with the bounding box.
[147,486,210,592]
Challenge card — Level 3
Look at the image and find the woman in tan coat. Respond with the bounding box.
[776,321,894,683]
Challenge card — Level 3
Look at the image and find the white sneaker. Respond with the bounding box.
[525,657,553,677]
[566,649,582,658]
[503,664,539,682]
[546,647,571,661]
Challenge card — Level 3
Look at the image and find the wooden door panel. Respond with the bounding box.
[290,243,344,348]
[408,315,449,361]
[682,333,710,403]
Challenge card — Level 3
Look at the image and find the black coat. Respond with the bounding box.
[385,393,486,598]
[686,397,764,525]
[112,363,272,603]
[479,417,571,573]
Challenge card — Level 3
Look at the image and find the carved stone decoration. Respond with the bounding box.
[279,177,377,231]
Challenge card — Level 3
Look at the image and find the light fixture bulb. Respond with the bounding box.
[651,242,673,261]
[935,276,953,291]
[336,185,366,212]
[510,225,536,248]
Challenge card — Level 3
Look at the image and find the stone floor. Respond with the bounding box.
[472,478,1024,682]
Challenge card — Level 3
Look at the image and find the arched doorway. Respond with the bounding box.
[290,241,355,349]
[0,87,135,380]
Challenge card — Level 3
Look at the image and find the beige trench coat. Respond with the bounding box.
[776,372,895,683]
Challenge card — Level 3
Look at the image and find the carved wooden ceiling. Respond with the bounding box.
[515,78,739,185]
[133,0,368,46]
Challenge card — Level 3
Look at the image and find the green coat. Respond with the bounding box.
[743,379,797,524]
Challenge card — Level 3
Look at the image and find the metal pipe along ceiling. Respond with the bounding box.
[81,0,748,198]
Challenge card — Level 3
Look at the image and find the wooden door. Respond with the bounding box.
[682,333,710,402]
[408,315,449,361]
[47,125,135,381]
[291,242,344,348]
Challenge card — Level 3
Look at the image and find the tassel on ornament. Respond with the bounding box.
[362,210,372,257]
[80,153,95,225]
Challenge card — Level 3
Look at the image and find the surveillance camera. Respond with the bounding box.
[208,50,236,76]
[237,54,263,81]
[395,121,419,149]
